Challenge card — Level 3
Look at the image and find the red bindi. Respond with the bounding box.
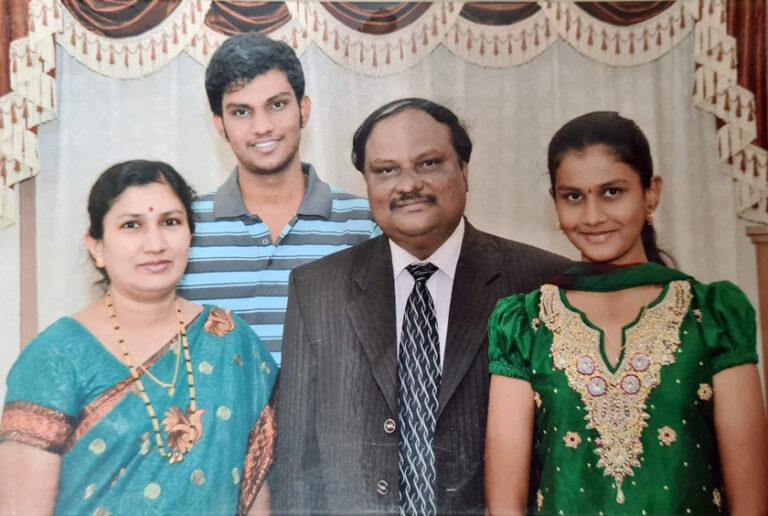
[148,206,154,212]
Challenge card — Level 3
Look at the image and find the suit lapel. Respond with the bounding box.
[437,224,500,419]
[346,236,399,416]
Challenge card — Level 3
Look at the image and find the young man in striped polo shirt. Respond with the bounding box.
[178,33,377,366]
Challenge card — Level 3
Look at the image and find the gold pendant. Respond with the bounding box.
[162,406,205,464]
[168,387,175,397]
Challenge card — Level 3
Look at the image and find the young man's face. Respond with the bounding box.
[214,69,311,177]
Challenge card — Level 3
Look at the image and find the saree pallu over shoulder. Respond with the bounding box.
[1,305,277,515]
[1,325,178,455]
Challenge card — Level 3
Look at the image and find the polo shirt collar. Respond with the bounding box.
[212,167,248,219]
[212,162,333,220]
[297,163,333,218]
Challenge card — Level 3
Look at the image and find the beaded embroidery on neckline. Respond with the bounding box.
[539,280,692,504]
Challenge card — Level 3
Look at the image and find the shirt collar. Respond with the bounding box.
[212,162,333,220]
[390,218,465,280]
[212,167,248,219]
[297,163,333,218]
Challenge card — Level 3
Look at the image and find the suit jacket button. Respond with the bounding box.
[376,480,389,495]
[384,418,396,434]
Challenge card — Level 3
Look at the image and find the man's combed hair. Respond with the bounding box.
[205,32,305,116]
[350,98,473,173]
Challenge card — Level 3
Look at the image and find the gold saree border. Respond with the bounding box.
[238,403,276,516]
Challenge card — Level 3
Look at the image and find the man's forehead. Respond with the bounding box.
[222,69,293,97]
[366,113,452,151]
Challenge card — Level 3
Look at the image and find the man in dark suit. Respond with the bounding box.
[274,98,568,514]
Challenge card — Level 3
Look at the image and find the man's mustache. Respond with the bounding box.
[390,192,437,210]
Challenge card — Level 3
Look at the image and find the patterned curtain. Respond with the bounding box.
[0,0,765,226]
[726,0,765,148]
[60,0,181,37]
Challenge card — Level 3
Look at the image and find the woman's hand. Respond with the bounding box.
[714,364,768,516]
[0,441,60,515]
[247,482,270,516]
[485,375,534,516]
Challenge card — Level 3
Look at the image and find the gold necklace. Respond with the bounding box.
[589,287,657,363]
[136,335,181,397]
[105,292,205,464]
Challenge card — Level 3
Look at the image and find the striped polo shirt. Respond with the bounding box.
[178,163,377,365]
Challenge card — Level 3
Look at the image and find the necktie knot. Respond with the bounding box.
[406,262,438,284]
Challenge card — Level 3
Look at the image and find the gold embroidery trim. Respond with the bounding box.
[0,401,75,454]
[237,403,276,516]
[540,281,691,504]
[204,308,235,337]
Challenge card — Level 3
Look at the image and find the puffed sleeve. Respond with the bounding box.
[696,280,758,375]
[488,292,538,381]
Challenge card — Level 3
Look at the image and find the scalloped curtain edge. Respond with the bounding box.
[0,0,765,227]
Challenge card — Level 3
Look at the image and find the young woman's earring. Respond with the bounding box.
[95,257,105,268]
[646,211,654,226]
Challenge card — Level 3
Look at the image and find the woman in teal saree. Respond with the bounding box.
[485,112,768,515]
[0,160,276,515]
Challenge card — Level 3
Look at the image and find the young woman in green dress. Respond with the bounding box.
[485,112,768,515]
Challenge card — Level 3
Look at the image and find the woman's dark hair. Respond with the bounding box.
[87,160,196,283]
[547,111,669,265]
[205,32,305,117]
[350,97,472,173]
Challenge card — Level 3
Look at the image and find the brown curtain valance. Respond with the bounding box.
[204,1,291,37]
[459,3,541,26]
[60,0,182,38]
[577,2,676,27]
[55,2,685,38]
[321,2,431,35]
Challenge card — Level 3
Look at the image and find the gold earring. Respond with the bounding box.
[646,212,654,226]
[95,257,104,268]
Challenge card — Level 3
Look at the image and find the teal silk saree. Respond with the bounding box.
[1,305,277,515]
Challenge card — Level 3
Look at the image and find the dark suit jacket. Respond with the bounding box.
[273,223,569,515]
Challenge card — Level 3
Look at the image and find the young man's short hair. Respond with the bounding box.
[205,33,305,116]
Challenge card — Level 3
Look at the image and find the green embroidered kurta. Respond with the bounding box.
[488,263,758,515]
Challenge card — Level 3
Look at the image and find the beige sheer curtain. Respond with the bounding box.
[34,35,757,325]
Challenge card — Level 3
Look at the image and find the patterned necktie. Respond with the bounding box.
[398,262,441,516]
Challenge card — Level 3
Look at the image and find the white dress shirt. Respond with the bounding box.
[390,218,465,371]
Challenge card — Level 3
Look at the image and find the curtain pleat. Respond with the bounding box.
[60,0,182,38]
[321,2,431,35]
[204,1,291,36]
[459,3,541,26]
[576,2,676,27]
